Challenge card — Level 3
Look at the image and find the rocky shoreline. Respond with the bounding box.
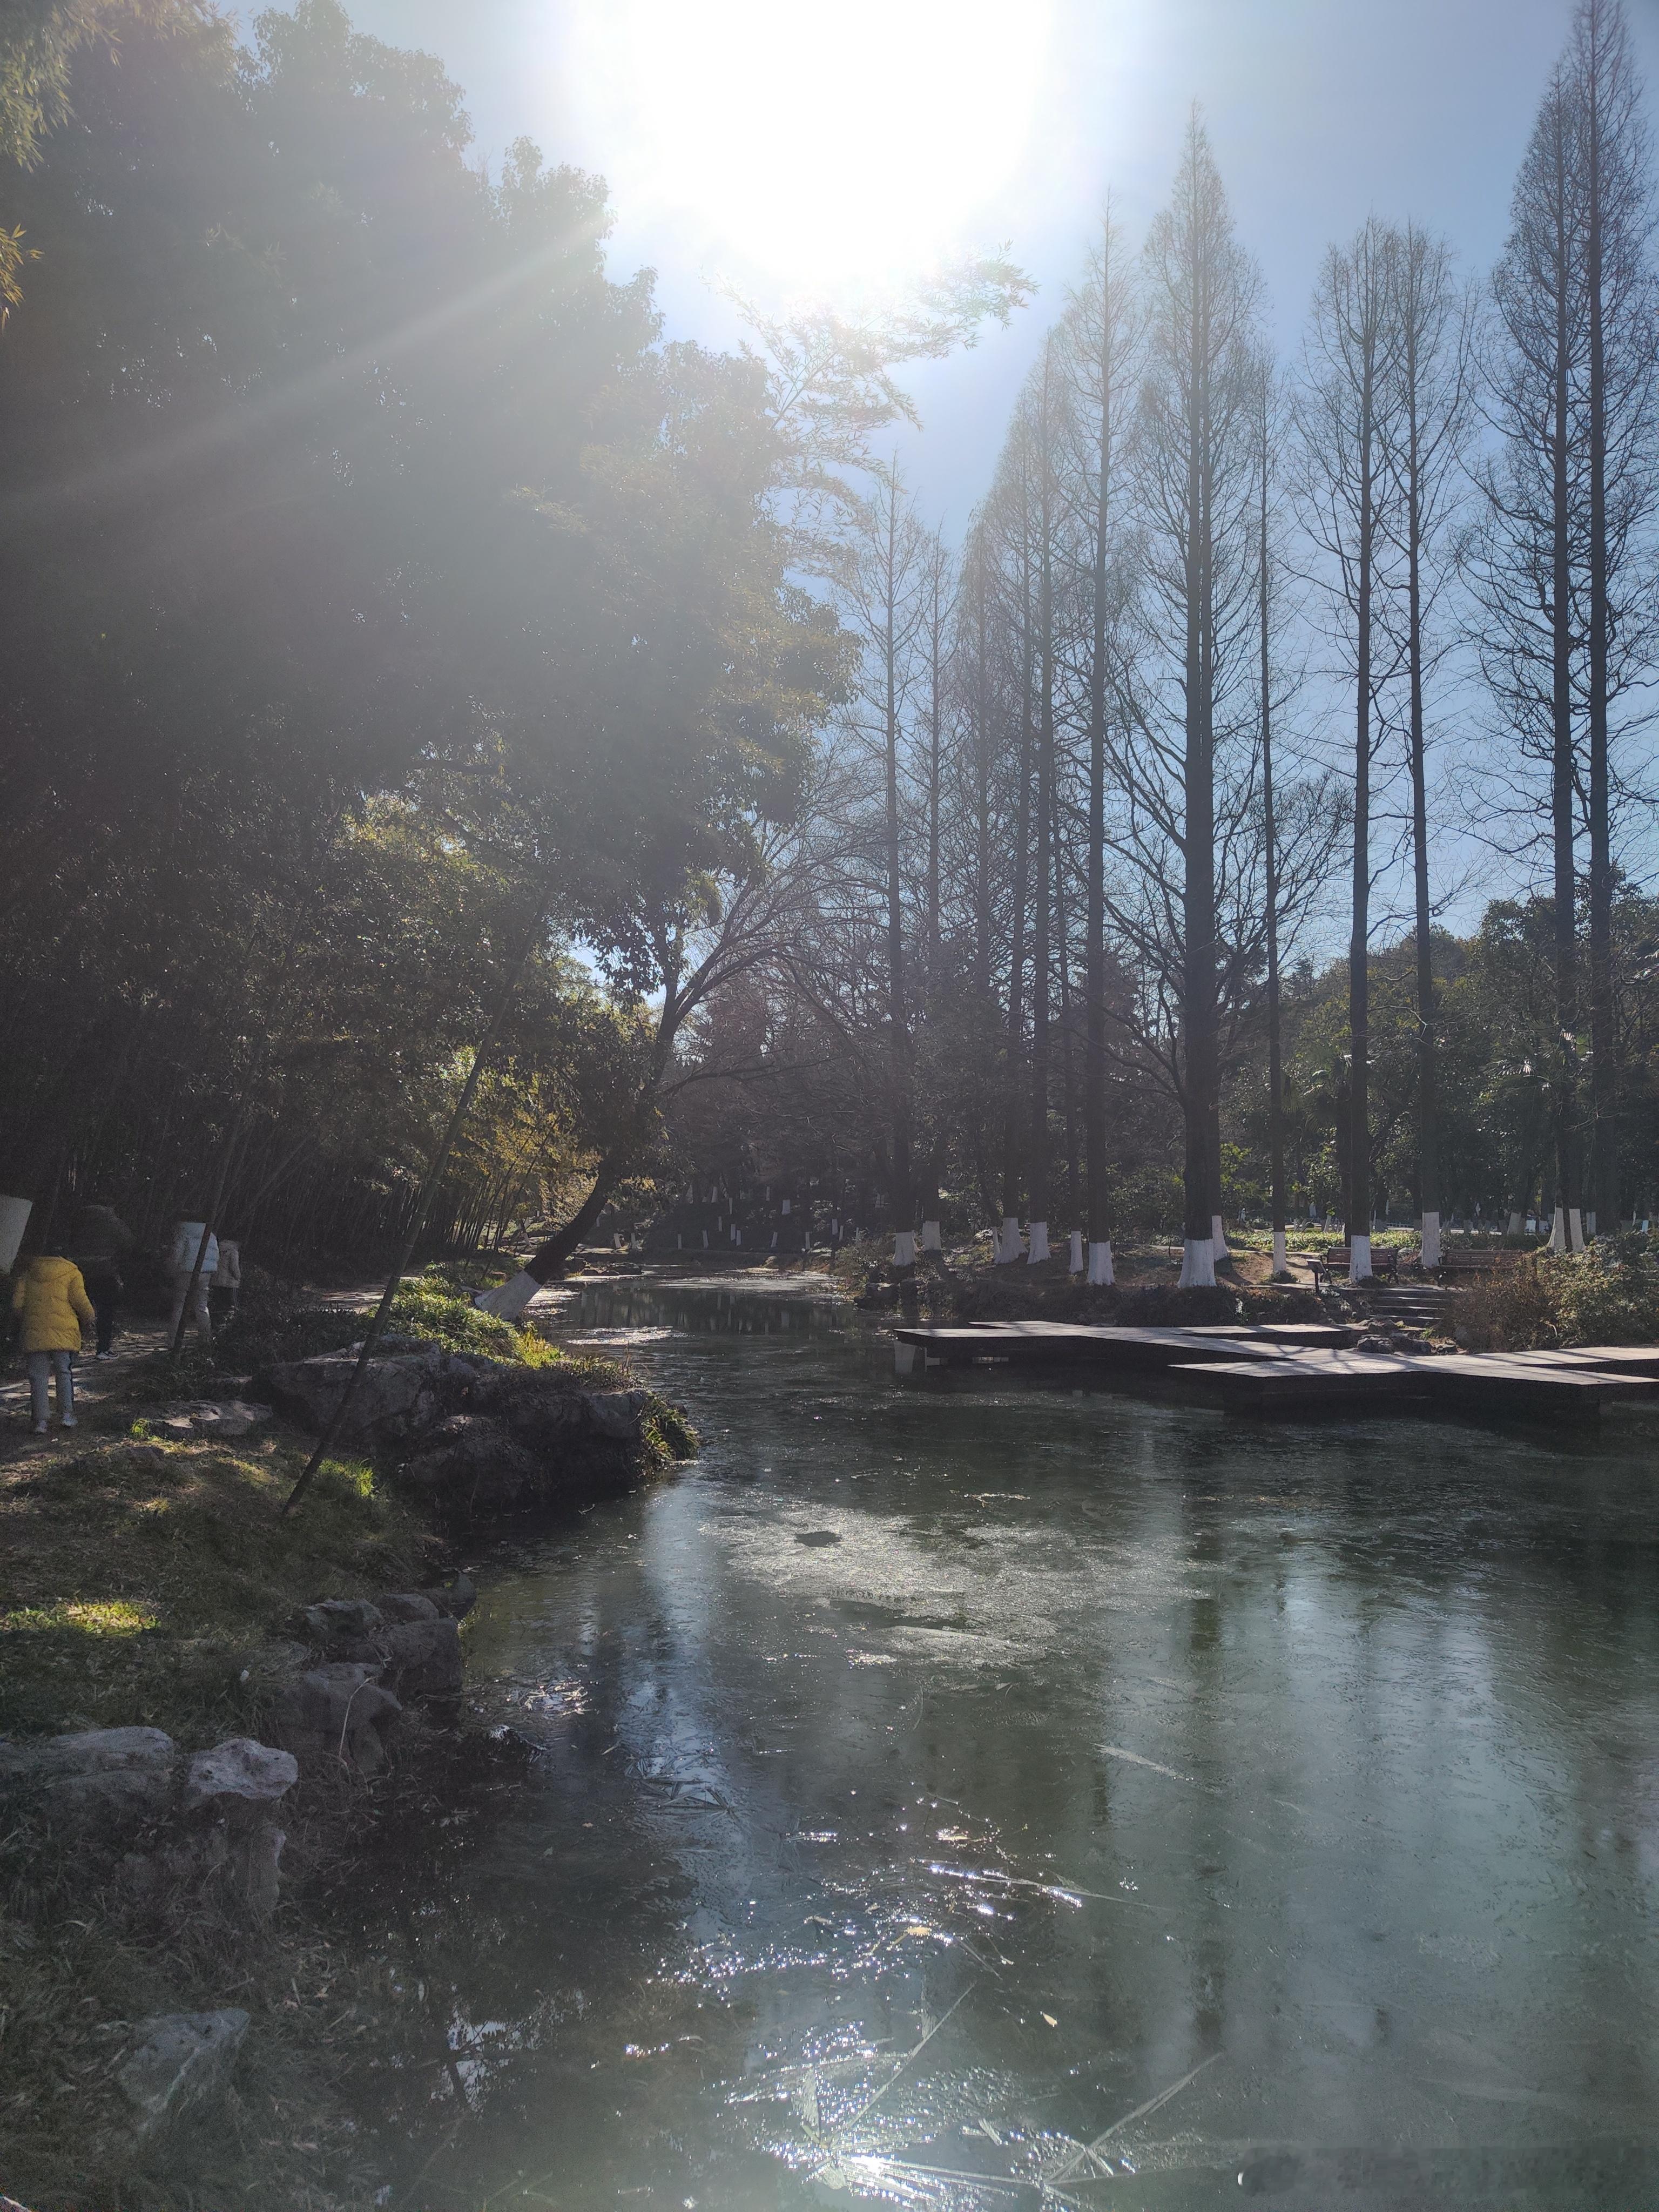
[0,1320,696,2210]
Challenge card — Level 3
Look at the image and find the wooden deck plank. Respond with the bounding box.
[893,1324,1320,1369]
[1174,1350,1653,1418]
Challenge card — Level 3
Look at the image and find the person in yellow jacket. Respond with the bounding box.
[10,1243,94,1435]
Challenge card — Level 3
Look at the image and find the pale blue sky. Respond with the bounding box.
[323,0,1659,530]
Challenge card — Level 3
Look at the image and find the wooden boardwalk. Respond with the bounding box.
[893,1323,1658,1421]
[893,1321,1350,1374]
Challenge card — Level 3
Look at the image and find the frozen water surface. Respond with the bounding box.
[359,1280,1659,2209]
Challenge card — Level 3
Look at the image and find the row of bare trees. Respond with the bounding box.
[745,0,1655,1283]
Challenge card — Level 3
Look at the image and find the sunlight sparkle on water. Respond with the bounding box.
[569,0,1053,291]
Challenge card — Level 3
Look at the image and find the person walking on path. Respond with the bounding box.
[11,1243,93,1434]
[70,1199,134,1359]
[167,1217,218,1343]
[209,1236,241,1332]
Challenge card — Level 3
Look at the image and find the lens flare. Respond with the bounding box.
[568,0,1053,293]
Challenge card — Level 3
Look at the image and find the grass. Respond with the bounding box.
[0,1420,437,1742]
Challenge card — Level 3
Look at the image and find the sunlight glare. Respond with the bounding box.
[569,0,1053,294]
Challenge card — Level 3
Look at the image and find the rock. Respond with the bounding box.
[400,1413,546,1513]
[0,1728,177,1831]
[117,2009,249,2139]
[430,1571,477,1620]
[298,1596,385,1643]
[295,1602,462,1700]
[376,1591,441,1623]
[182,1738,298,1813]
[172,1739,297,1919]
[261,1663,401,1776]
[156,1399,271,1441]
[583,1388,650,1443]
[374,1617,462,1697]
[256,1345,497,1448]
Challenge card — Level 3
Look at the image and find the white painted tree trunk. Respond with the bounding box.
[1420,1210,1441,1269]
[994,1217,1022,1264]
[1569,1206,1584,1252]
[1178,1237,1215,1287]
[1027,1220,1051,1264]
[1505,1210,1523,1236]
[1271,1229,1287,1277]
[1068,1229,1084,1273]
[1087,1239,1115,1286]
[1348,1232,1372,1284]
[921,1220,942,1252]
[1210,1213,1228,1255]
[475,1269,541,1321]
[1549,1206,1567,1253]
[893,1230,916,1266]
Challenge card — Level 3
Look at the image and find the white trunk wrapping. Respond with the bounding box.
[1569,1207,1584,1253]
[1420,1210,1441,1270]
[1087,1239,1115,1286]
[1027,1220,1051,1264]
[1348,1232,1372,1284]
[475,1269,541,1321]
[1068,1229,1084,1273]
[1505,1211,1522,1236]
[1211,1213,1228,1254]
[893,1230,916,1266]
[1549,1206,1568,1253]
[994,1217,1022,1265]
[921,1220,942,1252]
[1178,1237,1215,1288]
[1271,1229,1287,1277]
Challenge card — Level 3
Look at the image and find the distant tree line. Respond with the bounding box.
[667,0,1659,1285]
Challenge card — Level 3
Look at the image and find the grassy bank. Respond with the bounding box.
[0,1270,692,2211]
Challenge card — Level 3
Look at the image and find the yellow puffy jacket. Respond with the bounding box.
[11,1256,95,1353]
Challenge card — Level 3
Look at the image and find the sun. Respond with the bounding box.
[567,0,1053,296]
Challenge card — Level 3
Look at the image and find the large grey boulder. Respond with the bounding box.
[298,1596,385,1643]
[117,2009,249,2139]
[255,1343,498,1449]
[0,1730,298,1918]
[261,1662,402,1776]
[376,1591,441,1623]
[0,1727,177,1832]
[183,1737,298,1812]
[399,1412,547,1512]
[401,1388,649,1516]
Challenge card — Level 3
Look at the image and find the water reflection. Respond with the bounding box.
[358,1277,1659,2209]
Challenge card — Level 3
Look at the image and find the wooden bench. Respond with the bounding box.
[1306,1245,1401,1293]
[1434,1248,1522,1277]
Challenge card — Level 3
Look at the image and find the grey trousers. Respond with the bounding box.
[28,1348,75,1426]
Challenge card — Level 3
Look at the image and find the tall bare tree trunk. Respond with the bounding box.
[1258,371,1288,1280]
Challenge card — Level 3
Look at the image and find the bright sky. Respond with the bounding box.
[332,0,1659,531]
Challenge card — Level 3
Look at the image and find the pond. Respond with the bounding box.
[357,1276,1659,2209]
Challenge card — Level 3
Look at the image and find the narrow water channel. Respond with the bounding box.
[363,1278,1659,2210]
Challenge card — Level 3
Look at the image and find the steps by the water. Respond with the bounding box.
[1339,1283,1455,1332]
